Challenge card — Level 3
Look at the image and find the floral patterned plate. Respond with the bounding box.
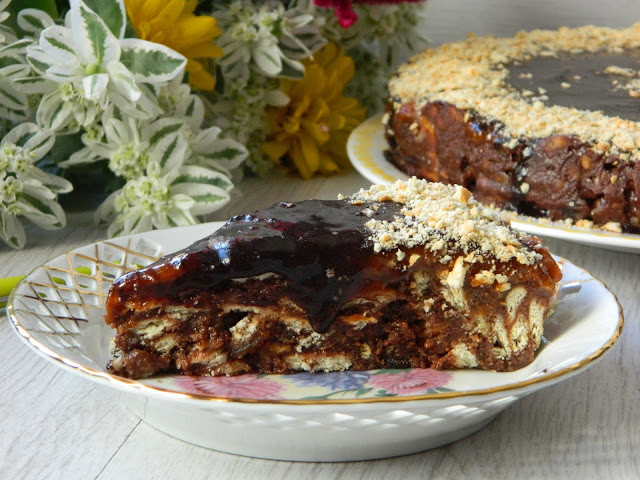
[8,223,623,461]
[348,114,640,253]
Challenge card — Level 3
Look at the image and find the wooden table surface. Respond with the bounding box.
[2,1,640,478]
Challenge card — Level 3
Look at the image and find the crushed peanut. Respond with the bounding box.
[350,178,541,265]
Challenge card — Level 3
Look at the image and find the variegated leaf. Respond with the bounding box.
[146,118,184,145]
[82,72,109,100]
[21,180,57,201]
[18,9,55,36]
[0,103,29,122]
[70,0,120,66]
[279,56,305,79]
[119,39,186,84]
[0,39,32,56]
[0,84,28,113]
[23,130,56,159]
[60,145,101,167]
[17,193,66,229]
[172,183,230,216]
[253,41,282,76]
[3,122,38,146]
[27,168,73,193]
[106,61,141,101]
[106,215,124,237]
[170,165,234,191]
[166,204,196,227]
[36,90,73,131]
[44,64,81,83]
[0,58,28,76]
[81,0,126,39]
[94,189,119,224]
[150,129,188,174]
[13,76,55,95]
[39,25,76,64]
[108,88,160,120]
[103,117,130,145]
[0,211,26,249]
[25,45,54,74]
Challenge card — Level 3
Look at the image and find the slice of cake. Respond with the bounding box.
[385,24,640,233]
[105,179,562,379]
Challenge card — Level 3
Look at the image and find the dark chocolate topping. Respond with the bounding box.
[109,199,405,333]
[508,49,640,122]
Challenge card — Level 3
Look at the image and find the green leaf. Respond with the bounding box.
[119,39,186,83]
[81,0,125,38]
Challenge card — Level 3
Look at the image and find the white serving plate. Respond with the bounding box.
[8,223,622,461]
[347,114,640,253]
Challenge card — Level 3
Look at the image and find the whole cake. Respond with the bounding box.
[105,179,562,379]
[385,24,640,233]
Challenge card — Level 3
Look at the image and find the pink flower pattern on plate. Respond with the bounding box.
[176,375,285,400]
[368,369,452,395]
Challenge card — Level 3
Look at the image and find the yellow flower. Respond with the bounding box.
[262,43,366,179]
[124,0,222,91]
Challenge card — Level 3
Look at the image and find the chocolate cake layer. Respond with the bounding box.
[385,24,640,233]
[105,179,561,379]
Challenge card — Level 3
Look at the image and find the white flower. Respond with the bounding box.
[206,72,285,175]
[0,122,73,249]
[62,108,189,179]
[95,163,235,237]
[186,125,248,177]
[350,4,428,68]
[19,0,186,131]
[215,0,325,83]
[0,40,33,123]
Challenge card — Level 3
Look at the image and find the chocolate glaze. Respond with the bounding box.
[107,199,406,333]
[508,48,640,122]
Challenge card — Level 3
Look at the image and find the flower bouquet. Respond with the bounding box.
[0,0,427,248]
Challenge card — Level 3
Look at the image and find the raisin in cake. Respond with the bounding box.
[105,179,562,379]
[385,24,640,233]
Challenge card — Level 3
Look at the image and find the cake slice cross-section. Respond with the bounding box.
[105,178,562,379]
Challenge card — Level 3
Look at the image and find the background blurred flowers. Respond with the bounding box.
[0,0,428,248]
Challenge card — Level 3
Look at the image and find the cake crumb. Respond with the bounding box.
[350,178,540,265]
[388,24,640,163]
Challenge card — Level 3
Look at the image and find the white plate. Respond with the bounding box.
[348,115,640,253]
[8,224,622,461]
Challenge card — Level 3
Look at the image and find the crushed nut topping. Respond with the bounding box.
[350,178,540,265]
[389,24,640,162]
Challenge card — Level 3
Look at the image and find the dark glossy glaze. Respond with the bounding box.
[508,48,640,122]
[106,199,406,333]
